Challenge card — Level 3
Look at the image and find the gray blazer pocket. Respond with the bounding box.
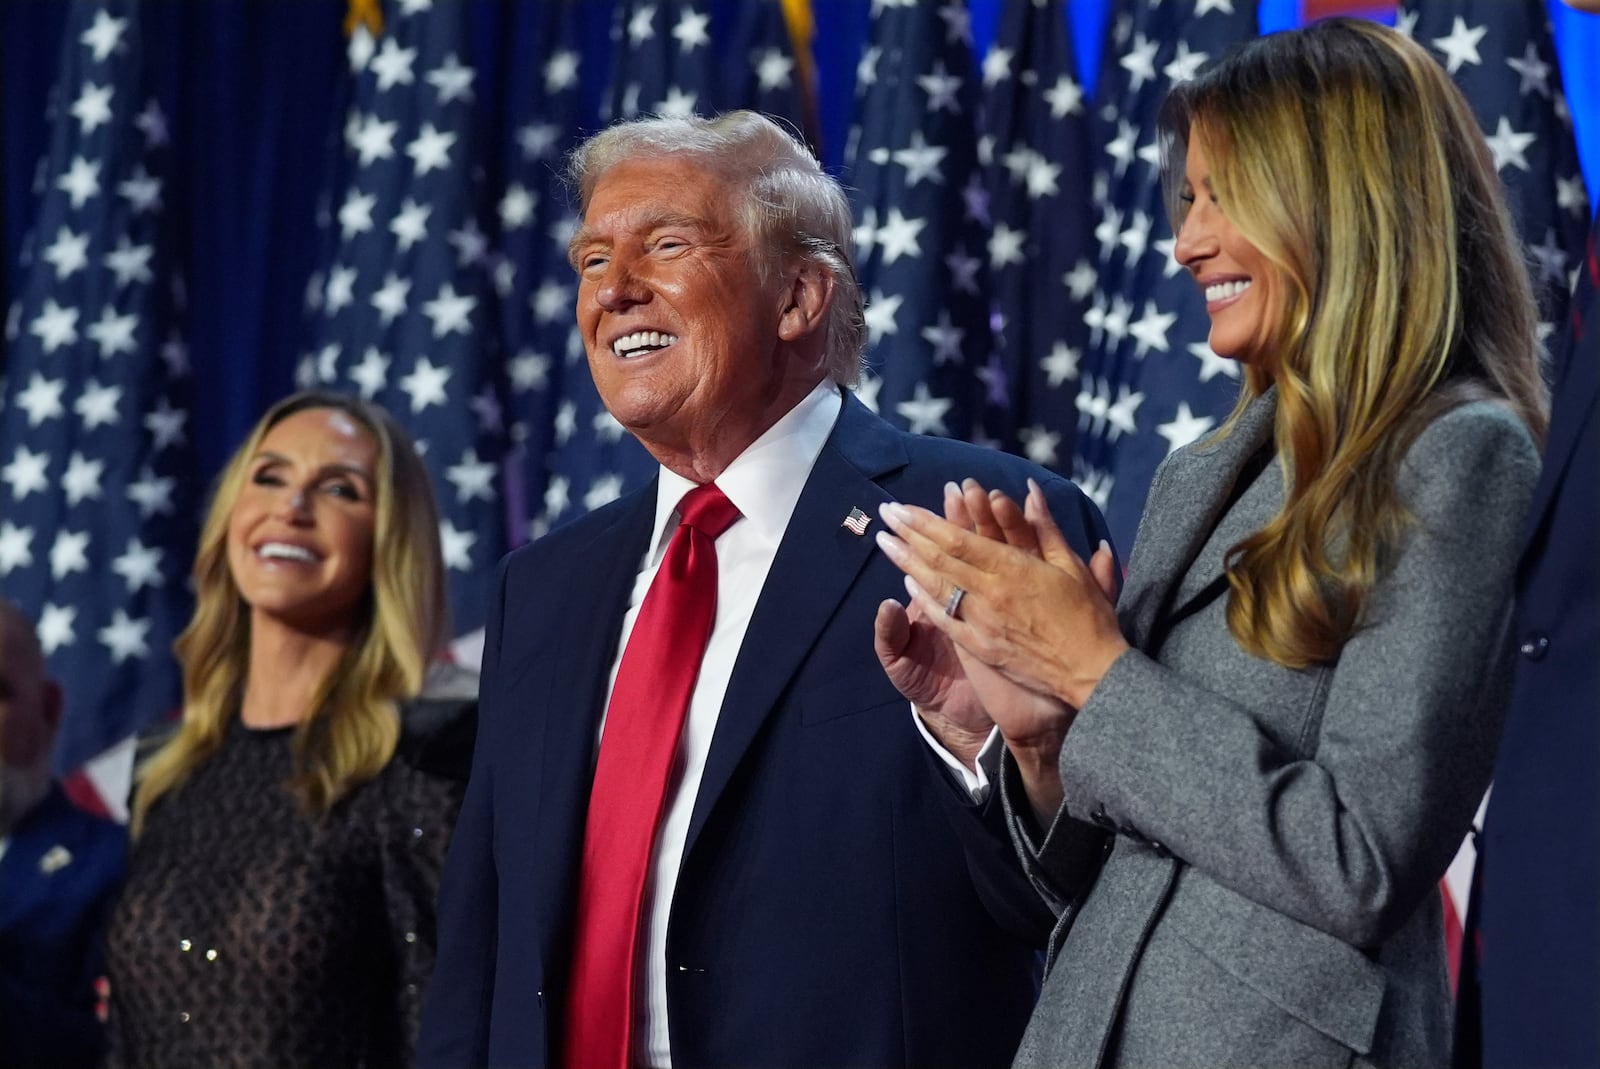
[1165,872,1386,1055]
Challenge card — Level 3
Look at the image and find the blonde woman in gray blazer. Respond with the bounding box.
[874,19,1548,1069]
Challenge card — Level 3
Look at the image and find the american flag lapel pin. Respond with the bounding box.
[842,507,872,536]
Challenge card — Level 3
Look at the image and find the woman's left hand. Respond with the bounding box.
[874,481,1130,714]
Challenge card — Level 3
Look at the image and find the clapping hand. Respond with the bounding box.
[875,480,1127,824]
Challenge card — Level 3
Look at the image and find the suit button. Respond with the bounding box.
[1519,633,1550,660]
[1089,803,1114,829]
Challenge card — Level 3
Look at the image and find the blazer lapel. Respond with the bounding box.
[1118,388,1278,651]
[682,396,907,857]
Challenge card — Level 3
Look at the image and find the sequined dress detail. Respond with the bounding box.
[105,717,461,1068]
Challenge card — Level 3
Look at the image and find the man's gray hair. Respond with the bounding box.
[567,111,866,387]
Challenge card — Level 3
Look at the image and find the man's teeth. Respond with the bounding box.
[259,542,317,563]
[612,331,678,358]
[1205,279,1251,302]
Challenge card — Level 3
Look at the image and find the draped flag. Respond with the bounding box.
[301,1,509,635]
[1074,0,1259,547]
[0,0,197,814]
[494,0,605,543]
[1396,0,1591,986]
[1398,0,1591,359]
[980,0,1096,473]
[847,0,994,444]
[603,0,809,124]
[543,0,812,530]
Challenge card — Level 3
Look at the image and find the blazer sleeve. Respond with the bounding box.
[1050,402,1539,948]
[415,557,511,1069]
[937,471,1116,936]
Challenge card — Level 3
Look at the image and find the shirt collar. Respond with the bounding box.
[650,379,843,556]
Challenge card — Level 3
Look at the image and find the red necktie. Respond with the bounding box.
[562,483,742,1069]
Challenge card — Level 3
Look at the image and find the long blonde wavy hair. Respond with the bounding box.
[132,391,447,832]
[1159,18,1548,669]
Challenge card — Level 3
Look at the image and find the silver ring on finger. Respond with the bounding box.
[944,585,966,619]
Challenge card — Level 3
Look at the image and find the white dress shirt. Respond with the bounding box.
[599,380,840,1068]
[602,380,997,1065]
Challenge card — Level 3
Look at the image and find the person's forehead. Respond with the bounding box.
[588,158,732,219]
[256,408,378,467]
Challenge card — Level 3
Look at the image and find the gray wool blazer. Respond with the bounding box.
[1002,387,1540,1069]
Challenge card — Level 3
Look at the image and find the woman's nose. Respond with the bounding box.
[273,487,313,522]
[1173,204,1216,271]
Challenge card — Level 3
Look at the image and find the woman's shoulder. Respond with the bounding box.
[1409,395,1536,450]
[393,661,479,785]
[1400,398,1539,492]
[1391,398,1541,550]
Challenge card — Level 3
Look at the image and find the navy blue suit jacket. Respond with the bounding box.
[418,394,1114,1069]
[1459,229,1600,1069]
[0,784,125,1069]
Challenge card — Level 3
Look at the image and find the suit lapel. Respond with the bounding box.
[682,396,907,858]
[0,813,29,935]
[526,482,657,955]
[544,482,657,771]
[1118,388,1278,651]
[0,787,69,936]
[1520,308,1598,562]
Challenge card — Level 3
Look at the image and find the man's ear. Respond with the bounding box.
[777,262,835,342]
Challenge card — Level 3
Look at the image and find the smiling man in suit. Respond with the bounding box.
[417,111,1113,1069]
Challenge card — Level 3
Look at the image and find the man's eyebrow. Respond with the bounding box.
[567,227,596,266]
[568,211,709,265]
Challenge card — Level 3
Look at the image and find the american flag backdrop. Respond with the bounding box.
[1398,0,1591,356]
[848,0,996,445]
[1073,0,1260,546]
[300,0,511,636]
[980,0,1097,476]
[0,0,197,812]
[492,0,604,545]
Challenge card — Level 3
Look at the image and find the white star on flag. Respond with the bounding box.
[62,453,105,505]
[97,609,151,664]
[895,383,954,436]
[399,357,453,412]
[50,530,91,581]
[43,228,91,280]
[1431,17,1487,74]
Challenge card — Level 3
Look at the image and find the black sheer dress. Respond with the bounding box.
[105,716,462,1068]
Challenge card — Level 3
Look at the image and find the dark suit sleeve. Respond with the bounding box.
[924,470,1118,944]
[416,559,510,1069]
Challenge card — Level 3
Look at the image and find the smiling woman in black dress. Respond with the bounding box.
[106,391,462,1068]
